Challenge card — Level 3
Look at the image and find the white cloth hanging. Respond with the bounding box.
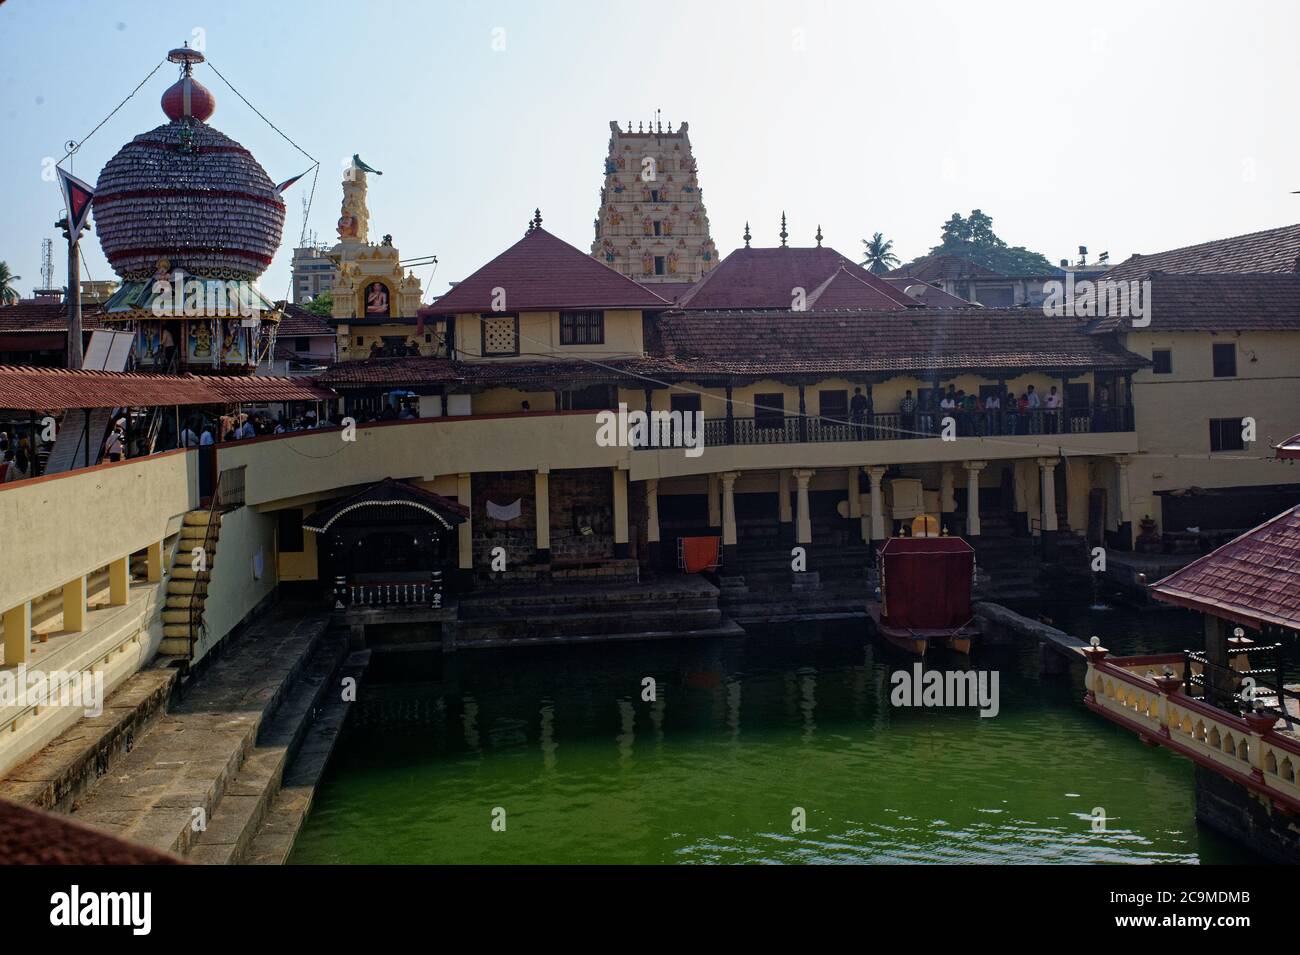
[486,498,522,521]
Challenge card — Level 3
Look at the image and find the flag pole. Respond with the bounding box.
[58,215,84,370]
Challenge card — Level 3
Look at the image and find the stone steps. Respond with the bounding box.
[65,610,330,858]
[458,607,723,641]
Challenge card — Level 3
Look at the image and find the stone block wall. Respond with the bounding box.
[550,468,614,561]
[471,472,536,570]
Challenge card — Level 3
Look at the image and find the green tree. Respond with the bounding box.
[0,261,21,305]
[305,289,333,316]
[859,232,900,274]
[924,210,1053,275]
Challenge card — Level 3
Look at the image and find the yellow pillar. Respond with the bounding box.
[613,467,630,558]
[707,473,721,528]
[146,539,164,583]
[457,472,473,570]
[534,468,551,556]
[645,478,660,544]
[720,471,739,547]
[866,466,887,542]
[778,469,793,525]
[108,556,130,606]
[2,601,32,666]
[847,467,862,519]
[1038,457,1059,533]
[62,576,88,633]
[793,469,815,545]
[964,461,986,537]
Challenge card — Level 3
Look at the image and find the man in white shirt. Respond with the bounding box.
[1025,385,1041,433]
[1044,386,1062,433]
[181,424,199,447]
[983,392,1001,434]
[199,428,214,446]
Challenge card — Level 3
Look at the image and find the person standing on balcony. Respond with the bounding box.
[103,425,125,463]
[1094,385,1111,432]
[984,390,1001,434]
[1025,385,1041,433]
[960,390,977,435]
[850,387,869,439]
[1044,386,1061,433]
[898,390,917,438]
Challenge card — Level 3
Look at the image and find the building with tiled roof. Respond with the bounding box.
[678,243,916,310]
[1101,222,1300,281]
[0,298,106,366]
[887,252,1071,308]
[265,303,336,375]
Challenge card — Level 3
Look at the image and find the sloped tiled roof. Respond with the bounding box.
[678,246,915,310]
[316,355,665,390]
[303,477,468,532]
[887,253,1009,282]
[1150,505,1300,631]
[882,277,978,308]
[0,366,335,411]
[1090,272,1300,333]
[422,227,671,313]
[276,303,334,337]
[0,300,106,333]
[1102,223,1300,281]
[651,308,1146,376]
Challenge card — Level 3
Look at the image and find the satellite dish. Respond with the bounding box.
[904,284,928,300]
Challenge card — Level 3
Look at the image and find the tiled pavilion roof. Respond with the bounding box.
[1102,223,1300,281]
[302,477,468,532]
[1089,272,1300,333]
[0,366,336,411]
[678,246,915,310]
[1150,505,1300,632]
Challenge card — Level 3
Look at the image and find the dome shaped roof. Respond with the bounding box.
[92,49,285,282]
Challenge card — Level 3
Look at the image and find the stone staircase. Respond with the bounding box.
[455,576,740,647]
[159,509,221,657]
[0,608,357,864]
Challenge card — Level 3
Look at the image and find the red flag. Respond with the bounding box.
[57,167,95,244]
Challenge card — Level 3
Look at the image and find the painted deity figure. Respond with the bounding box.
[365,282,389,315]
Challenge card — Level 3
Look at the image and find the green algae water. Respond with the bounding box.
[290,608,1255,864]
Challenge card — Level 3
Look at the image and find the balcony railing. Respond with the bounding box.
[670,406,1133,449]
[333,571,446,609]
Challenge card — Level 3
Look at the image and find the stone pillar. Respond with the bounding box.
[866,466,887,543]
[146,539,164,583]
[707,473,721,530]
[62,576,88,633]
[534,468,551,563]
[457,473,473,584]
[847,467,862,520]
[940,464,956,533]
[964,461,986,537]
[613,467,630,559]
[720,471,740,567]
[1038,457,1059,532]
[108,555,130,606]
[793,469,815,545]
[778,469,793,544]
[2,601,31,666]
[1114,454,1133,550]
[645,478,661,573]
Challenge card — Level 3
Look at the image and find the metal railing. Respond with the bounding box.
[333,570,446,609]
[657,406,1136,448]
[1184,644,1297,728]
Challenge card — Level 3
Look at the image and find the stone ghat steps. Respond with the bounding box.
[160,510,222,655]
[457,578,720,619]
[455,617,746,650]
[458,607,724,642]
[188,632,350,865]
[0,668,178,814]
[243,651,369,865]
[64,609,330,859]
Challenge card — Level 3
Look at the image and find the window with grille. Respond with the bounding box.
[560,311,604,345]
[1209,417,1245,452]
[481,314,519,356]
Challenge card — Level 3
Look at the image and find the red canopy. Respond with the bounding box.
[879,536,974,631]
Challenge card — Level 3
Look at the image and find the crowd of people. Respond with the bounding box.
[845,383,1117,439]
[0,429,35,483]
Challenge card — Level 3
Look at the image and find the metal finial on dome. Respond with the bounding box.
[162,42,215,122]
[167,42,205,72]
[815,224,823,247]
[532,208,543,230]
[779,212,789,248]
[743,222,751,248]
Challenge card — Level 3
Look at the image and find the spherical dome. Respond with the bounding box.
[161,74,216,122]
[92,95,285,281]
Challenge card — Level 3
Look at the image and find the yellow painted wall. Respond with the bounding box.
[472,389,558,414]
[0,452,198,612]
[276,502,319,582]
[194,504,277,664]
[1122,329,1300,532]
[455,309,644,362]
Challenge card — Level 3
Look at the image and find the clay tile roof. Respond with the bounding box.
[0,798,182,864]
[651,308,1146,376]
[1150,505,1300,632]
[0,300,106,333]
[1089,272,1300,333]
[1102,223,1300,281]
[275,303,334,338]
[806,266,935,310]
[886,253,1010,282]
[0,366,335,411]
[679,246,915,310]
[422,227,670,314]
[882,277,978,308]
[303,477,468,532]
[316,355,665,390]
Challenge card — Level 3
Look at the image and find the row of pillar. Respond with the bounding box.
[1,542,162,668]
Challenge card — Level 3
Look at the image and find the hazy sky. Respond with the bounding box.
[2,0,1298,302]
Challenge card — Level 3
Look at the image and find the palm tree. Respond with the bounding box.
[860,233,900,275]
[0,262,21,305]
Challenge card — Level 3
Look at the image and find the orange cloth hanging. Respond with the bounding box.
[682,536,720,573]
